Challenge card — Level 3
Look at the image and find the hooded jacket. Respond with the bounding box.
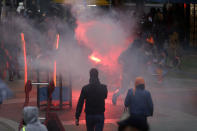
[20,106,48,131]
[124,77,153,117]
[75,69,108,119]
[0,78,13,103]
[125,86,153,117]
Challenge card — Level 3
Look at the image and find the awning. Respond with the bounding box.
[146,0,197,4]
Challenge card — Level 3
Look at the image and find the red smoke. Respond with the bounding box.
[75,20,133,87]
[89,53,101,63]
[21,33,28,85]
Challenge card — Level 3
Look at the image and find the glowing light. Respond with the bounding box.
[4,49,12,60]
[21,33,27,85]
[146,36,154,45]
[56,34,59,49]
[89,54,101,63]
[54,61,57,86]
[52,101,59,107]
[87,5,97,7]
[75,20,133,87]
[184,3,186,9]
[54,34,59,87]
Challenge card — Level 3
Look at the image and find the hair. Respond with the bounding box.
[89,68,100,84]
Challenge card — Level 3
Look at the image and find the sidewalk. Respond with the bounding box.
[1,104,197,131]
[1,77,197,131]
[0,117,18,131]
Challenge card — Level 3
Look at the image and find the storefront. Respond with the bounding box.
[190,4,197,47]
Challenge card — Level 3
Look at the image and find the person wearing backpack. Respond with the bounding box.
[124,77,153,125]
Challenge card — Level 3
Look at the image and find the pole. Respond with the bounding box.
[69,73,72,107]
[194,4,196,47]
[37,70,40,108]
[59,74,62,109]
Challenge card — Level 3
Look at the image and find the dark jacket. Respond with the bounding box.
[124,85,153,117]
[75,83,108,119]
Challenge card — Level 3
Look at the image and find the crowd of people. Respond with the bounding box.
[112,4,187,108]
[19,68,153,131]
[0,2,190,131]
[0,3,187,82]
[142,4,187,69]
[129,4,187,81]
[0,2,76,81]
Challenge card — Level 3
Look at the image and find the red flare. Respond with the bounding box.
[75,20,134,87]
[146,36,154,45]
[54,34,59,87]
[54,61,57,86]
[56,34,60,49]
[89,54,101,63]
[21,33,27,85]
[184,3,187,9]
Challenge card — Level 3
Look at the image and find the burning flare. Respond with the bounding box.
[21,33,27,85]
[75,20,133,87]
[54,34,60,86]
[89,54,101,64]
[56,34,60,49]
[146,36,154,45]
[54,61,57,86]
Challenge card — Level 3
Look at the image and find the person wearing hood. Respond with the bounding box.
[21,106,48,131]
[75,68,108,131]
[0,78,13,104]
[124,77,153,124]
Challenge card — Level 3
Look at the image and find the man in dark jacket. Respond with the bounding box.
[125,77,153,123]
[75,68,108,131]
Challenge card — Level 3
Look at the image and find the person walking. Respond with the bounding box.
[112,39,145,105]
[20,106,48,131]
[124,77,153,126]
[75,68,108,131]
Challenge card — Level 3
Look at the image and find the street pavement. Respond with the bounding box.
[1,77,197,131]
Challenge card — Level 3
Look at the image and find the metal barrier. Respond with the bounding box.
[32,70,72,110]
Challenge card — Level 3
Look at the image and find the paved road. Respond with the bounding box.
[1,78,197,131]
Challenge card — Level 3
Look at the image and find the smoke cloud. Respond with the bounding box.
[1,5,137,89]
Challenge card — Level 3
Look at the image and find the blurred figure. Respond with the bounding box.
[0,43,7,79]
[168,32,181,68]
[6,45,21,81]
[0,91,2,105]
[75,68,108,131]
[21,106,48,131]
[16,2,25,14]
[157,51,168,83]
[124,77,153,124]
[118,116,149,131]
[112,39,145,105]
[0,78,13,103]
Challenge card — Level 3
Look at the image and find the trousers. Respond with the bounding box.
[86,114,104,131]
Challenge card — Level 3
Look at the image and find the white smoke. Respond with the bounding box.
[1,5,137,89]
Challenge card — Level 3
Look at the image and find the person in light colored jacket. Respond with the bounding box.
[20,106,48,131]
